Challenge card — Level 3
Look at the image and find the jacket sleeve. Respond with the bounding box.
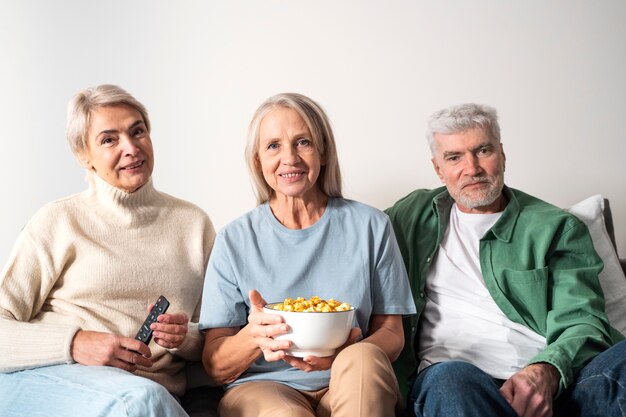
[527,219,614,395]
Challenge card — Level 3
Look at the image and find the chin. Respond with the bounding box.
[459,190,501,209]
[125,179,149,193]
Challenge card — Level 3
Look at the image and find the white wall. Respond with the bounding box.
[1,0,625,268]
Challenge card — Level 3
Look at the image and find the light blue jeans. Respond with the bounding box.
[0,364,189,417]
[410,339,626,417]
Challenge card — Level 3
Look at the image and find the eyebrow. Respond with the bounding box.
[442,142,494,158]
[442,150,461,158]
[260,132,311,143]
[471,142,494,152]
[96,120,145,137]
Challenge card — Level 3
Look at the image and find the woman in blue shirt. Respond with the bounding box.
[199,92,416,417]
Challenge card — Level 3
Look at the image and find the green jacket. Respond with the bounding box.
[385,186,622,398]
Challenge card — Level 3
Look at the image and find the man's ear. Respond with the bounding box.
[432,158,445,183]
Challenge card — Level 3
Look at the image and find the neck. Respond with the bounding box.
[87,172,159,226]
[269,192,329,229]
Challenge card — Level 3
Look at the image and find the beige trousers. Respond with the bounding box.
[218,343,403,417]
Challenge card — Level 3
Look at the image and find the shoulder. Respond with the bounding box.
[25,192,84,231]
[386,187,446,214]
[13,191,89,250]
[332,198,387,221]
[506,188,587,245]
[384,186,448,224]
[329,198,399,232]
[155,190,215,234]
[511,188,582,228]
[156,191,211,219]
[218,204,266,239]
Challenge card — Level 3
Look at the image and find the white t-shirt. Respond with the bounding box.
[418,204,546,379]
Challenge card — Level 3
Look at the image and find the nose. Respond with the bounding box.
[121,135,140,156]
[281,144,300,165]
[464,155,483,176]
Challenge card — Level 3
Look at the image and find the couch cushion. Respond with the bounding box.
[568,195,626,336]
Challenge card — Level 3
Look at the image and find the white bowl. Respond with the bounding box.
[263,303,356,357]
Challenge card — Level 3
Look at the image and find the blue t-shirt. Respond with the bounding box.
[199,198,416,390]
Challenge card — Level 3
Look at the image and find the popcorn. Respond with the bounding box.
[268,296,352,312]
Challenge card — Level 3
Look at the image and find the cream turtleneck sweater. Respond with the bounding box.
[0,173,215,395]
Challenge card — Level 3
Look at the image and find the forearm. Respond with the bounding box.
[528,328,611,395]
[0,229,74,372]
[362,315,404,362]
[0,318,79,373]
[202,325,261,384]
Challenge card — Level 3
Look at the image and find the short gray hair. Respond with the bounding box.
[426,103,500,154]
[245,92,342,205]
[66,84,150,157]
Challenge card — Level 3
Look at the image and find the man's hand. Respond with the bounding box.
[499,363,560,417]
[71,330,153,372]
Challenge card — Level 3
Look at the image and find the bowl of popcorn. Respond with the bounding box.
[263,296,356,358]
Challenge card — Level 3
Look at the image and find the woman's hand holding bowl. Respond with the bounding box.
[248,289,292,362]
[282,327,361,372]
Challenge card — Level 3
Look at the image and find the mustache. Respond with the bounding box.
[460,176,492,188]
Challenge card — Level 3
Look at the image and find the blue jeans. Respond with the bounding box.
[409,339,626,417]
[0,364,189,417]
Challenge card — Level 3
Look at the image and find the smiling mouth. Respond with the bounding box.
[280,172,304,178]
[121,161,144,170]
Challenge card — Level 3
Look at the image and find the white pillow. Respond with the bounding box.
[568,195,626,336]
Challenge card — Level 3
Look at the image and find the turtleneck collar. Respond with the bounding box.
[84,172,161,226]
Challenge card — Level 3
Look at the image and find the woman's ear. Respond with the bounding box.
[319,150,326,166]
[77,151,93,170]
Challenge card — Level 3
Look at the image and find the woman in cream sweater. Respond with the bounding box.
[0,85,215,417]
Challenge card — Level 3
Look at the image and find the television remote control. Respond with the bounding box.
[135,295,170,344]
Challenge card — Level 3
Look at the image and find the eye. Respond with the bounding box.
[100,136,115,146]
[132,127,146,137]
[477,146,492,157]
[296,138,312,147]
[266,142,279,150]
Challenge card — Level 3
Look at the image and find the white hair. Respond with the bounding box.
[426,103,500,154]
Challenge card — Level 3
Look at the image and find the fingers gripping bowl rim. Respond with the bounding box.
[263,303,356,357]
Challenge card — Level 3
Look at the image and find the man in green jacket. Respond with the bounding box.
[386,103,625,417]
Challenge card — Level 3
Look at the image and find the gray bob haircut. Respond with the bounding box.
[66,84,150,157]
[245,92,343,205]
[426,103,501,154]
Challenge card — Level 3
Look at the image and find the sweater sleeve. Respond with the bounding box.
[0,228,79,373]
[168,216,216,361]
[167,322,203,361]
